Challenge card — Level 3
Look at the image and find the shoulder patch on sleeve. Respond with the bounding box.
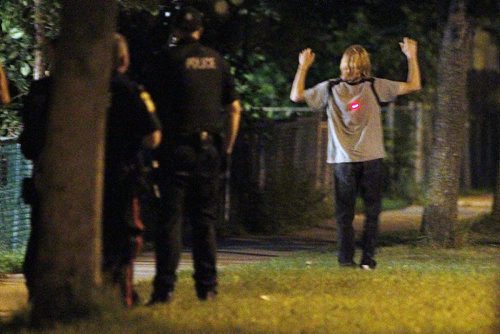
[140,91,156,113]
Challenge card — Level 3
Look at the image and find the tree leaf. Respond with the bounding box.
[9,28,25,39]
[8,50,19,60]
[1,19,10,32]
[20,63,31,76]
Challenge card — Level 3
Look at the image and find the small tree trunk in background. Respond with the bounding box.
[385,102,395,193]
[421,102,434,196]
[414,102,425,189]
[31,0,117,325]
[493,157,500,222]
[33,0,46,80]
[460,120,472,190]
[421,0,473,247]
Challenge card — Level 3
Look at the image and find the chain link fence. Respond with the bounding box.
[0,137,32,251]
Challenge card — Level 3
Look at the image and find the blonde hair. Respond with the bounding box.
[340,44,371,82]
[113,33,130,74]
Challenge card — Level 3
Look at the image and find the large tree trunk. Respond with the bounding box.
[421,0,473,246]
[31,0,118,325]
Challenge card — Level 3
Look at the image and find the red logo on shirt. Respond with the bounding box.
[348,100,360,111]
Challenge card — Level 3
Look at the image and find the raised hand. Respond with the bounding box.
[399,37,418,59]
[299,48,316,69]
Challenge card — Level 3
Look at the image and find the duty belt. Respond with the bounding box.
[175,131,214,148]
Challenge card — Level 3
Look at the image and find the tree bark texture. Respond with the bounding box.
[493,157,500,223]
[33,0,46,80]
[421,0,473,246]
[460,120,471,189]
[414,103,425,187]
[31,0,118,325]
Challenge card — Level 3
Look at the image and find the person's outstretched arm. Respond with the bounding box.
[0,63,10,104]
[225,99,242,155]
[290,48,316,103]
[398,37,421,95]
[142,130,162,149]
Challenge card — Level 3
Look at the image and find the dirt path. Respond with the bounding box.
[0,194,493,319]
[291,194,493,241]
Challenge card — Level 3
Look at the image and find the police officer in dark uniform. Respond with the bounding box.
[147,6,242,303]
[20,34,162,306]
[104,33,162,307]
[19,39,56,301]
[19,75,51,301]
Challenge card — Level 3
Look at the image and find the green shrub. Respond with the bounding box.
[383,110,419,202]
[241,167,330,234]
[1,1,61,138]
[354,197,411,214]
[0,249,24,275]
[0,102,22,138]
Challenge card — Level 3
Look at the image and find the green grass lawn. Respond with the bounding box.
[3,245,498,333]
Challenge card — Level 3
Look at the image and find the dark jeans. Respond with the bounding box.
[333,159,383,264]
[153,141,220,298]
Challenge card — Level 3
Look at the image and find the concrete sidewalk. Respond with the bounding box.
[135,235,332,282]
[0,194,493,319]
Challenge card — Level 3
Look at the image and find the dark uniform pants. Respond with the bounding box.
[153,139,220,298]
[22,177,40,301]
[103,178,144,307]
[333,159,383,264]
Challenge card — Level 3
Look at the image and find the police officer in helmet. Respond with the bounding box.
[147,6,242,303]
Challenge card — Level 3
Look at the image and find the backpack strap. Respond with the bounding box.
[327,78,343,100]
[365,77,382,107]
[328,77,382,107]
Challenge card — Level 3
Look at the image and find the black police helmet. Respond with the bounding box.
[174,6,204,32]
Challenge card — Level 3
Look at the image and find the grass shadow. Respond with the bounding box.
[375,214,500,248]
[376,229,423,247]
[0,308,33,333]
[467,214,500,246]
